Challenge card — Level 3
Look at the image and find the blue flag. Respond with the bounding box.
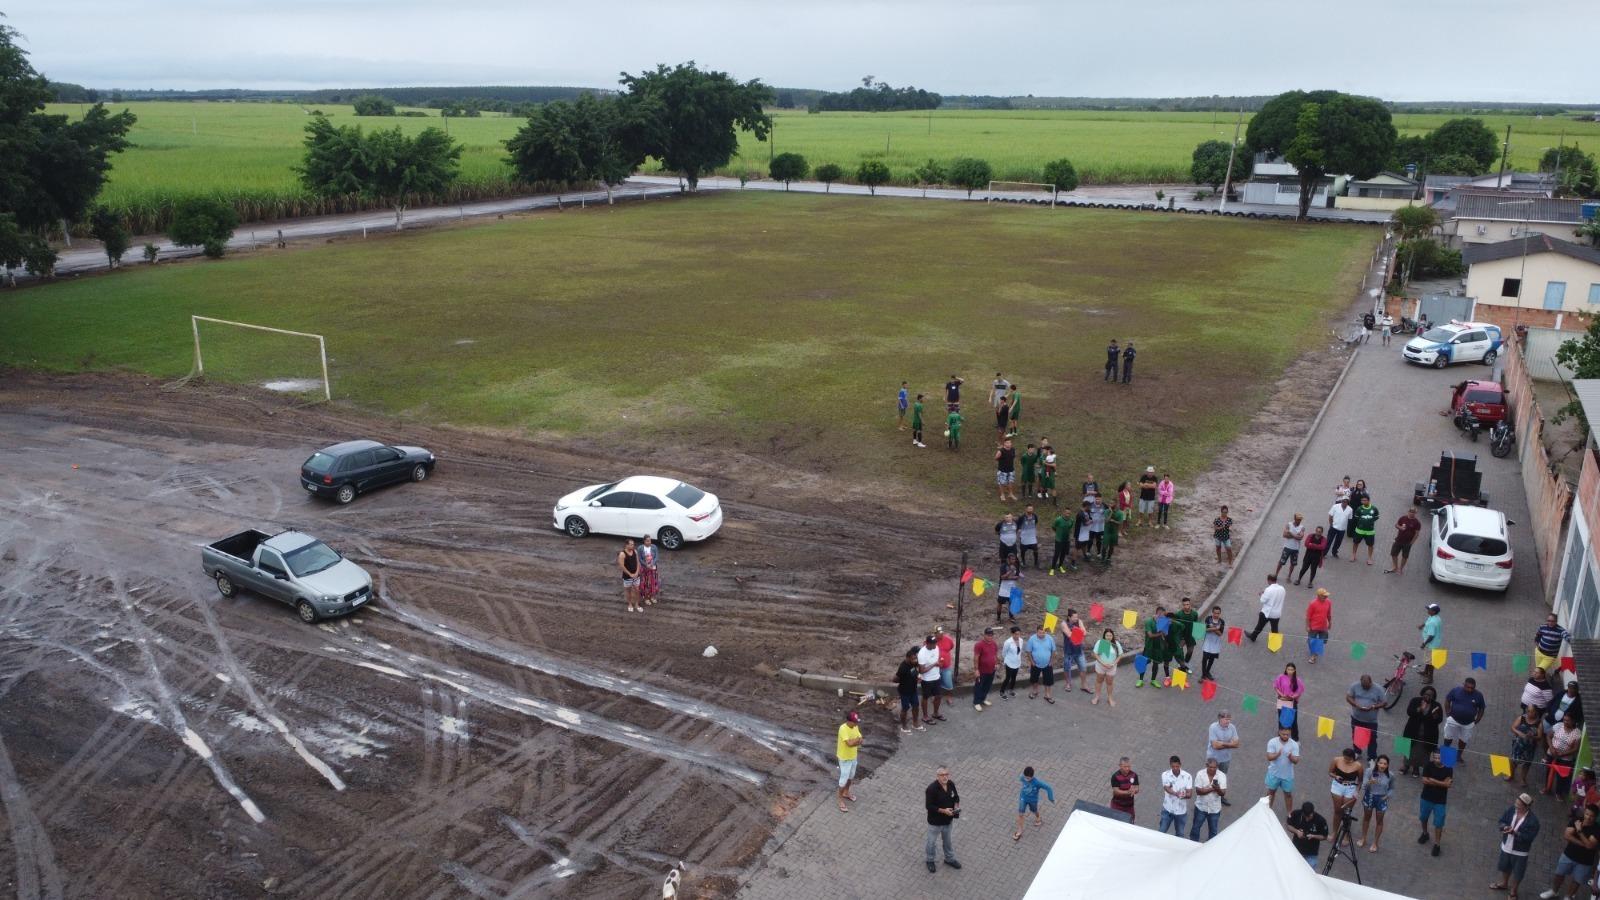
[1471,652,1488,671]
[1010,586,1024,616]
[1440,746,1459,767]
[1308,638,1326,657]
[1155,616,1171,634]
[1279,707,1296,728]
[1134,655,1149,675]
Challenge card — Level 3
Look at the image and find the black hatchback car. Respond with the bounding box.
[301,440,436,504]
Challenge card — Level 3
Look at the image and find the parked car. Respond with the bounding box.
[553,476,722,549]
[1450,379,1508,426]
[301,439,435,504]
[1428,505,1513,592]
[1402,321,1504,369]
[202,529,373,622]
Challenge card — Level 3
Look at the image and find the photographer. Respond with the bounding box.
[924,767,962,874]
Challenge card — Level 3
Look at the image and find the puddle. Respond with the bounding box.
[261,379,324,393]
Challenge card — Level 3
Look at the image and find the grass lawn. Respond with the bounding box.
[0,192,1374,503]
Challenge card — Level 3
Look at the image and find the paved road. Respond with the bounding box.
[739,331,1553,899]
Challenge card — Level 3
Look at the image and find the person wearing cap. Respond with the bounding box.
[836,711,863,813]
[973,628,999,711]
[1420,603,1443,651]
[917,635,944,725]
[1491,792,1540,894]
[1137,466,1159,527]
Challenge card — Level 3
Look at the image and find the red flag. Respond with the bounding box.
[1200,680,1217,702]
[1226,627,1244,646]
[1070,627,1086,644]
[959,568,974,585]
[1089,602,1104,622]
[1353,726,1372,749]
[1561,656,1578,673]
[1552,763,1574,778]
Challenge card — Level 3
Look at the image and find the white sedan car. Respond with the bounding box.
[1429,504,1512,592]
[553,476,723,549]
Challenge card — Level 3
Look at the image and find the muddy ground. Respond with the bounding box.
[0,310,1359,899]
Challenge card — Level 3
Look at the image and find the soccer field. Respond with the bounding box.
[0,191,1374,500]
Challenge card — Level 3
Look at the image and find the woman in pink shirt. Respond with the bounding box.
[1275,663,1305,741]
[1157,474,1175,529]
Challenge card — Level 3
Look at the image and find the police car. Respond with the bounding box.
[1402,321,1504,369]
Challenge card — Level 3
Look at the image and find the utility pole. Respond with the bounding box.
[1496,124,1511,189]
[1219,109,1244,212]
[1553,129,1566,196]
[951,552,968,691]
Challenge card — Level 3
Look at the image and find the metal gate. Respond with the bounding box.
[1417,292,1474,325]
[1523,327,1578,381]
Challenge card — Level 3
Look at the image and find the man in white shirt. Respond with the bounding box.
[1327,497,1354,559]
[1247,574,1286,642]
[1273,513,1306,580]
[917,635,944,725]
[1158,755,1193,836]
[1189,757,1228,842]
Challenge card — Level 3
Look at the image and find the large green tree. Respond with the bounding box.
[1190,139,1232,190]
[947,157,993,198]
[505,93,634,204]
[167,197,238,259]
[298,116,461,229]
[1247,90,1396,220]
[1541,145,1598,199]
[0,23,135,275]
[616,62,772,190]
[1426,118,1498,174]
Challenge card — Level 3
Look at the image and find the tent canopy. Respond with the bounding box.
[1023,798,1413,900]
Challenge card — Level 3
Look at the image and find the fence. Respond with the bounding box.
[1506,337,1575,598]
[1523,326,1579,382]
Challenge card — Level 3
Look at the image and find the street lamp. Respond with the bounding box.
[1498,198,1536,329]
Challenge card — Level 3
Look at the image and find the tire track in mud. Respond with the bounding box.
[0,726,65,900]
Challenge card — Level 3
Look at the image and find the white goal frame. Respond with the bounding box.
[190,315,330,401]
[985,181,1059,206]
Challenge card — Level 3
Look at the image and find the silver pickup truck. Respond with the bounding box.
[201,529,373,623]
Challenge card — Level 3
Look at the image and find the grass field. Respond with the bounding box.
[0,192,1374,500]
[52,101,1600,234]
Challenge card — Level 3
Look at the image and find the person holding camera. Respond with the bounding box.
[924,767,962,874]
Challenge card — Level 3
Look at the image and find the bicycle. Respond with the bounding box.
[1382,652,1417,710]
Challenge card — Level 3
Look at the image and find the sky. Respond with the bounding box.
[5,0,1598,103]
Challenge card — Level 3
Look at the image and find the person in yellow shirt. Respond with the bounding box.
[838,710,863,812]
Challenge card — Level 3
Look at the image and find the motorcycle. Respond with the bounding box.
[1453,410,1482,442]
[1395,316,1421,335]
[1490,418,1515,458]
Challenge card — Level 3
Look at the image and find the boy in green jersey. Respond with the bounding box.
[946,409,963,450]
[1349,498,1380,566]
[910,394,926,448]
[1020,443,1039,498]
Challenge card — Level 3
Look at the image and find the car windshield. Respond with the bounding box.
[1465,390,1504,405]
[1446,532,1508,557]
[303,452,338,473]
[583,482,618,502]
[1420,328,1459,343]
[284,541,342,576]
[667,482,706,508]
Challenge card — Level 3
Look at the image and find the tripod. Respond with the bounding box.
[1322,811,1362,883]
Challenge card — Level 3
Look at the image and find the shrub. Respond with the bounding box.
[856,160,892,195]
[769,152,809,190]
[1041,158,1079,192]
[947,157,993,198]
[168,198,240,259]
[814,163,844,193]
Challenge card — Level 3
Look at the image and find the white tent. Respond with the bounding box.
[1022,798,1415,900]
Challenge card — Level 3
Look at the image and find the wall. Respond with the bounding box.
[1335,195,1417,211]
[1523,326,1582,380]
[1242,182,1329,207]
[1506,337,1576,598]
[1470,304,1590,335]
[1466,252,1600,316]
[1451,220,1585,246]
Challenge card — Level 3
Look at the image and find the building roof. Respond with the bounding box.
[1463,233,1600,267]
[1452,193,1590,223]
[1425,174,1472,191]
[1351,172,1419,188]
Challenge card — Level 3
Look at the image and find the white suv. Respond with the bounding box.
[1403,321,1504,369]
[1428,505,1512,592]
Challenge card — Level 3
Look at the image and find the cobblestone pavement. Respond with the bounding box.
[742,334,1566,900]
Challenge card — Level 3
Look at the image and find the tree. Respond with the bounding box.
[814,162,843,193]
[1542,145,1599,198]
[1429,153,1483,176]
[1426,118,1498,173]
[1576,218,1600,249]
[947,157,993,199]
[1190,140,1232,190]
[0,23,135,275]
[616,61,772,190]
[856,160,891,195]
[88,207,130,267]
[1041,158,1079,192]
[298,116,461,229]
[1391,205,1439,243]
[1556,320,1600,430]
[352,94,396,116]
[1247,90,1395,220]
[913,158,946,196]
[167,197,238,258]
[504,100,585,201]
[1388,134,1429,173]
[769,152,808,190]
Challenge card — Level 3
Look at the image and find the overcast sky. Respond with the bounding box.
[6,0,1597,102]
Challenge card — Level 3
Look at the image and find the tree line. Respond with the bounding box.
[811,77,941,112]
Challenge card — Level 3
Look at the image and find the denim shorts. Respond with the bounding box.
[940,667,954,691]
[1330,780,1358,800]
[1019,798,1039,815]
[838,758,857,787]
[1556,853,1595,883]
[1362,791,1389,813]
[1266,773,1294,793]
[997,470,1016,485]
[899,692,916,711]
[1419,798,1447,828]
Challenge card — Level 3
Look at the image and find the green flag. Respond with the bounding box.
[1350,641,1367,661]
[1191,620,1205,641]
[1394,736,1412,757]
[1045,595,1060,613]
[1241,694,1260,715]
[1512,654,1531,675]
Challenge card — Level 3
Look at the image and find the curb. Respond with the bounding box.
[777,650,1137,698]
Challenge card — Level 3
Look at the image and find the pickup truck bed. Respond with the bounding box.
[208,529,270,562]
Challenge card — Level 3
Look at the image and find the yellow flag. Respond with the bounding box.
[1043,612,1059,633]
[1431,648,1448,669]
[1171,669,1188,689]
[1316,716,1335,739]
[1122,609,1139,630]
[972,578,986,597]
[1490,754,1512,778]
[1267,632,1284,653]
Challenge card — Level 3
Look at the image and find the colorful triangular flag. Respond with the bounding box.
[1351,641,1367,661]
[972,578,987,597]
[1241,694,1260,715]
[1511,654,1531,675]
[1201,680,1218,702]
[1227,627,1244,646]
[1191,620,1205,641]
[1431,648,1448,669]
[1471,652,1487,671]
[1440,746,1459,767]
[1308,637,1326,657]
[1045,594,1060,613]
[1155,615,1171,634]
[1278,706,1296,728]
[1561,656,1577,673]
[1089,602,1104,622]
[960,568,974,584]
[1134,655,1149,675]
[1267,633,1283,653]
[1316,716,1335,739]
[1123,609,1138,630]
[1394,736,1412,757]
[1042,612,1059,633]
[1490,754,1512,777]
[1353,726,1372,749]
[1171,669,1188,689]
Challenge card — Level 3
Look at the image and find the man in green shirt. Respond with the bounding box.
[1139,605,1172,688]
[1050,509,1077,574]
[910,394,926,448]
[1007,386,1021,438]
[1101,506,1124,564]
[1349,498,1380,566]
[1170,596,1200,672]
[1020,443,1039,500]
[946,409,963,451]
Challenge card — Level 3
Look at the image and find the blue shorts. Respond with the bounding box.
[1266,773,1294,793]
[899,692,916,711]
[1556,853,1595,884]
[838,758,857,787]
[940,668,954,691]
[1419,798,1447,828]
[1362,792,1389,813]
[1019,798,1039,815]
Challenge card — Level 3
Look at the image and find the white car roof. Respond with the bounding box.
[1448,505,1506,535]
[1434,321,1498,333]
[265,531,318,553]
[615,475,683,496]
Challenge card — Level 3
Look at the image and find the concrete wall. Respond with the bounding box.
[1335,195,1417,211]
[1506,337,1576,599]
[1467,253,1600,319]
[1242,181,1330,207]
[1451,220,1585,246]
[1470,304,1591,335]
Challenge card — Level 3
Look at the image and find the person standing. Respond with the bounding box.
[1190,757,1227,841]
[1026,624,1057,704]
[1060,612,1087,693]
[1349,496,1380,566]
[996,555,1021,625]
[1159,756,1193,836]
[1171,597,1200,673]
[972,627,999,711]
[944,374,964,412]
[1535,614,1571,677]
[1092,629,1122,707]
[1402,686,1444,777]
[1442,677,1486,759]
[990,372,1010,412]
[1306,589,1333,665]
[1082,474,1100,502]
[1139,606,1172,688]
[1274,513,1306,581]
[1137,466,1160,528]
[1110,757,1140,822]
[1074,500,1094,561]
[1201,605,1226,682]
[638,535,661,606]
[995,513,1020,566]
[936,625,956,695]
[1266,725,1302,815]
[910,393,926,448]
[945,406,963,451]
[1276,663,1306,741]
[1327,496,1354,560]
[993,378,1012,441]
[1386,507,1423,575]
[836,711,862,812]
[1543,804,1600,899]
[1351,478,1371,507]
[1418,748,1454,857]
[1509,705,1547,787]
[1381,312,1395,347]
[1101,501,1124,565]
[917,635,943,725]
[1247,573,1286,642]
[1359,755,1394,852]
[1347,673,1387,761]
[1547,682,1583,731]
[995,438,1018,502]
[1547,713,1583,801]
[1039,448,1057,502]
[1013,766,1056,841]
[1017,505,1040,570]
[1213,505,1235,566]
[1050,507,1077,575]
[1000,626,1024,700]
[1157,473,1175,529]
[897,381,909,431]
[923,767,963,873]
[1207,710,1241,805]
[1491,792,1541,895]
[618,539,642,613]
[1007,384,1022,438]
[1523,667,1557,717]
[1122,342,1137,384]
[1297,527,1329,587]
[894,648,923,733]
[1089,493,1108,558]
[1362,310,1376,343]
[1329,747,1365,820]
[1020,443,1039,505]
[1104,339,1120,382]
[1287,801,1330,868]
[1420,603,1444,652]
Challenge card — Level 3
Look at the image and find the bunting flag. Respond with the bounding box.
[1227,627,1244,646]
[1551,762,1574,778]
[1171,669,1188,689]
[1070,626,1086,645]
[972,578,987,597]
[1490,755,1513,778]
[1353,726,1372,749]
[1089,602,1105,622]
[1155,616,1171,634]
[1316,716,1335,739]
[1394,736,1412,757]
[1431,648,1448,669]
[1511,654,1531,675]
[1134,655,1150,675]
[1440,746,1459,767]
[1201,680,1218,702]
[1561,656,1578,673]
[1045,594,1061,613]
[1191,621,1206,641]
[1241,694,1260,715]
[960,568,974,584]
[1123,610,1139,630]
[1351,642,1367,661]
[1278,706,1296,728]
[1043,612,1059,633]
[1010,588,1025,616]
[1308,638,1326,657]
[1471,652,1488,671]
[1267,633,1284,653]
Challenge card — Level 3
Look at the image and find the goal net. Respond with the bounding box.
[189,316,331,401]
[984,181,1059,205]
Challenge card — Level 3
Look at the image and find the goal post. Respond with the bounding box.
[985,181,1059,206]
[190,315,330,401]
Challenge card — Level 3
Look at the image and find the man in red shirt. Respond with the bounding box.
[1306,588,1333,664]
[973,627,999,711]
[936,626,956,695]
[1110,757,1141,823]
[1386,507,1423,575]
